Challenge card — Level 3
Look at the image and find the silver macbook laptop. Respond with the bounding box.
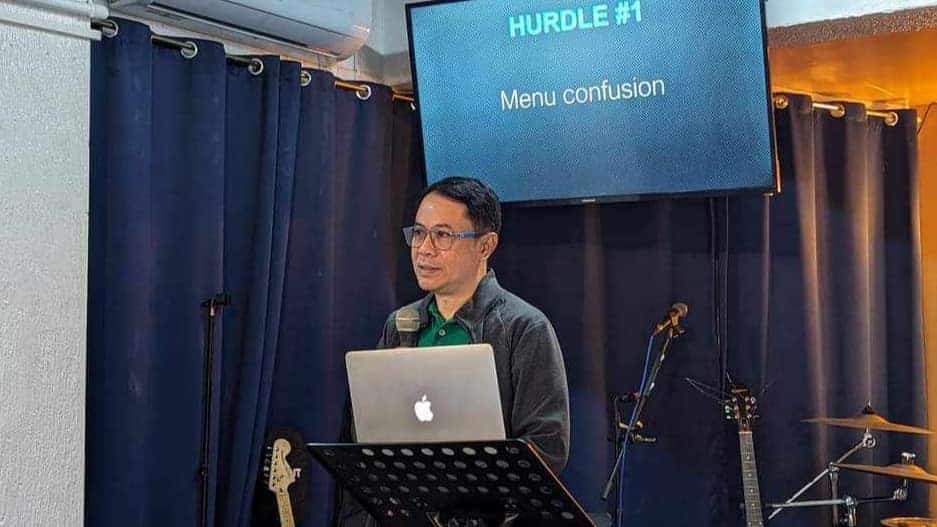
[346,344,506,443]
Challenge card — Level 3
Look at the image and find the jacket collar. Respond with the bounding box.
[416,269,503,331]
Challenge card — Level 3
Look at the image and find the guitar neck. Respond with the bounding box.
[739,431,764,527]
[275,491,296,527]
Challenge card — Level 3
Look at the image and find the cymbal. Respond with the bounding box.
[803,407,931,435]
[881,518,937,527]
[834,462,937,484]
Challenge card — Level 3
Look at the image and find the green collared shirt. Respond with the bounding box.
[417,299,471,347]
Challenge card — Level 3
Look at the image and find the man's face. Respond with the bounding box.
[411,192,488,295]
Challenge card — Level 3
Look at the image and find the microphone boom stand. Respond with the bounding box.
[601,323,684,527]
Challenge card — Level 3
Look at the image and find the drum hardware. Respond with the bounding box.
[766,406,931,525]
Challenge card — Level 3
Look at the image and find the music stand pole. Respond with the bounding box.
[198,293,230,527]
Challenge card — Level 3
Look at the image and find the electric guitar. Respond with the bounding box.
[263,437,300,527]
[725,384,764,527]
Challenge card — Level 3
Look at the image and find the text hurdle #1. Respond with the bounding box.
[508,1,644,38]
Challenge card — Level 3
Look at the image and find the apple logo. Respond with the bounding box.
[414,394,434,422]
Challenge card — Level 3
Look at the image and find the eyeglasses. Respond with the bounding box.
[403,225,483,250]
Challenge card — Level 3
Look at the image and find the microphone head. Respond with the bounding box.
[671,302,689,318]
[395,307,421,333]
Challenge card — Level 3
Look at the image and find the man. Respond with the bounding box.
[334,177,570,526]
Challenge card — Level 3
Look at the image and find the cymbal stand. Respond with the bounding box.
[768,481,908,527]
[767,429,876,524]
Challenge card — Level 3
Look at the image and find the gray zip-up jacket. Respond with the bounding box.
[333,270,571,526]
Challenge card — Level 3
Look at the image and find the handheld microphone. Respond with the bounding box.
[395,307,421,346]
[653,302,688,336]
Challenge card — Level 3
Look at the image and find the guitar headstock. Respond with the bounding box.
[724,383,759,431]
[264,438,297,494]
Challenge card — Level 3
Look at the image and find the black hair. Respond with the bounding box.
[420,177,502,235]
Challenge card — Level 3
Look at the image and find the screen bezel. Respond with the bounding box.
[405,0,781,207]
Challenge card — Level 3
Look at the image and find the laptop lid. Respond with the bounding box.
[346,344,506,443]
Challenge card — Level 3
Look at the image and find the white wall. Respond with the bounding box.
[0,2,91,526]
[371,0,419,56]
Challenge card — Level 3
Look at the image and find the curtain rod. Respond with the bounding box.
[93,19,416,104]
[772,94,899,127]
[306,73,415,104]
[92,19,264,75]
[330,79,415,105]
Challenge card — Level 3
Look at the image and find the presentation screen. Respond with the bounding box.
[407,0,778,204]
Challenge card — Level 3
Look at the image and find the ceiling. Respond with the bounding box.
[765,0,937,27]
[768,10,937,108]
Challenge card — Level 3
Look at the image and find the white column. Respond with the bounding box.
[0,1,101,525]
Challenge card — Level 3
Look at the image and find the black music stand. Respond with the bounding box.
[308,439,595,527]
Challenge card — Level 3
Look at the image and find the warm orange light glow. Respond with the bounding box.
[770,29,937,108]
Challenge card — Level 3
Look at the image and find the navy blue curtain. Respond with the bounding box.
[725,96,926,526]
[89,20,226,526]
[215,55,300,527]
[264,75,422,527]
[88,19,413,527]
[495,187,726,525]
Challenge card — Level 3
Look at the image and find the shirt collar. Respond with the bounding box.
[427,298,446,325]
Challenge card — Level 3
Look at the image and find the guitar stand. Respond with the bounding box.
[766,429,876,524]
[308,439,594,527]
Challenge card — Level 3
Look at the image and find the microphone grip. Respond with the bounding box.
[398,331,418,347]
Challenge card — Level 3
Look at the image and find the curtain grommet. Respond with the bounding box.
[830,103,846,119]
[96,19,119,38]
[181,41,198,60]
[300,70,312,87]
[356,84,372,101]
[248,58,264,76]
[884,112,899,127]
[772,94,789,110]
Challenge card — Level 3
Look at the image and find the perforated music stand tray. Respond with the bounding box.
[308,439,594,527]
